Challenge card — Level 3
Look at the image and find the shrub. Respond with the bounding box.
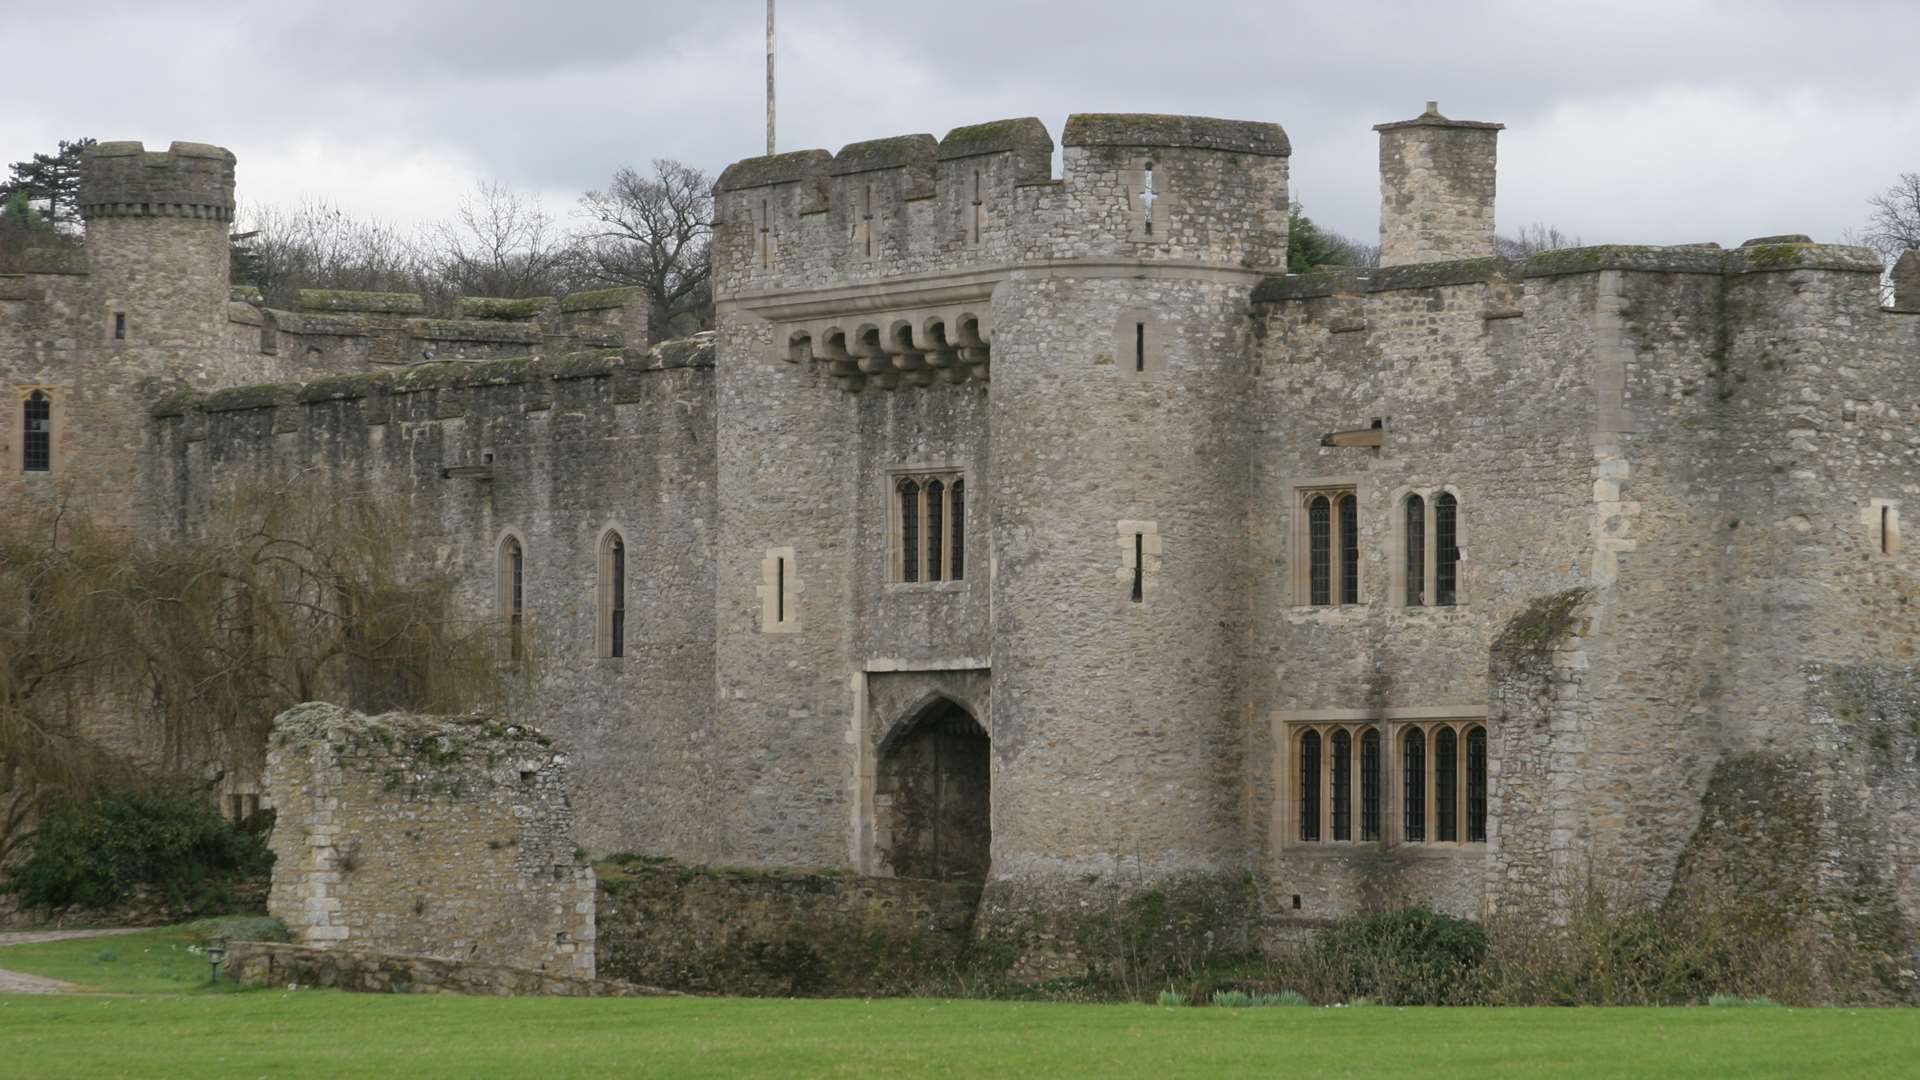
[1,791,274,912]
[1211,990,1251,1008]
[1309,906,1488,1005]
[1155,990,1187,1007]
[1252,990,1309,1007]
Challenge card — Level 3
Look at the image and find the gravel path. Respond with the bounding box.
[0,927,145,994]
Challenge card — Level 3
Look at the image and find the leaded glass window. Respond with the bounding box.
[1331,728,1352,842]
[1308,495,1331,606]
[1339,493,1359,605]
[1436,492,1459,607]
[1435,726,1458,842]
[1360,728,1382,842]
[23,391,49,473]
[1467,725,1488,843]
[1405,493,1425,606]
[1298,729,1321,843]
[1403,727,1426,843]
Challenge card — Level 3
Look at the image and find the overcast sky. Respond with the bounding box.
[7,1,1917,249]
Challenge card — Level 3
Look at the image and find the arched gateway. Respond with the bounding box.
[874,698,990,881]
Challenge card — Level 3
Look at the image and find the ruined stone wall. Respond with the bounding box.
[594,859,981,995]
[146,339,718,857]
[263,703,596,977]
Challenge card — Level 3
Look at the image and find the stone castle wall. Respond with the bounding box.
[1250,242,1920,927]
[147,339,718,856]
[263,703,597,977]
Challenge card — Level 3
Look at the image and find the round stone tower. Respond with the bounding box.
[79,140,236,355]
[983,115,1291,974]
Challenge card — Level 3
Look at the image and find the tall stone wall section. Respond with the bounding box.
[1250,240,1920,934]
[145,339,718,857]
[712,114,1290,975]
[263,703,596,977]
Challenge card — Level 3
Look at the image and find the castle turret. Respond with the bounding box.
[1375,103,1502,267]
[983,114,1290,969]
[79,141,235,355]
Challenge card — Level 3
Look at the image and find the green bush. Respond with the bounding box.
[1252,990,1309,1007]
[1155,990,1187,1007]
[1211,990,1252,1008]
[182,914,290,944]
[1,791,274,912]
[1310,906,1488,1006]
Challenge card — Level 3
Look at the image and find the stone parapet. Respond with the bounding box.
[79,140,235,222]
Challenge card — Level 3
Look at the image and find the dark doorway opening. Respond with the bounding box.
[875,700,989,881]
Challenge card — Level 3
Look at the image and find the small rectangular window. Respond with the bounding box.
[1131,532,1144,602]
[113,312,126,340]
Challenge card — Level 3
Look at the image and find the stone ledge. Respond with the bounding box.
[1064,113,1291,157]
[226,941,671,998]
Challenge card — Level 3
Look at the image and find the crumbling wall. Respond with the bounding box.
[594,858,980,995]
[264,702,596,977]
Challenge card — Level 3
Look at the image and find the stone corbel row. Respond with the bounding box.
[782,307,992,392]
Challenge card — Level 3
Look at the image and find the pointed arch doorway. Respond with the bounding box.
[874,697,990,881]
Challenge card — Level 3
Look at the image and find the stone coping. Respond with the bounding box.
[935,118,1053,162]
[1063,113,1291,157]
[1253,243,1885,303]
[150,336,714,417]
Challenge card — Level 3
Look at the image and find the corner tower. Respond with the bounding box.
[79,141,236,357]
[983,114,1290,972]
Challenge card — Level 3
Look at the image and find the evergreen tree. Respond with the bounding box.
[0,138,97,230]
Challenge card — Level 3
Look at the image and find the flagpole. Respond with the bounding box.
[766,0,776,156]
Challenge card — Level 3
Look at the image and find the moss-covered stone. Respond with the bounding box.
[936,118,1053,162]
[295,289,425,315]
[454,296,553,320]
[201,382,302,413]
[1063,113,1290,157]
[298,373,386,403]
[1492,588,1593,660]
[546,349,623,380]
[228,285,263,304]
[716,149,832,193]
[829,134,938,177]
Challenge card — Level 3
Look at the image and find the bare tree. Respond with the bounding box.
[1495,223,1582,260]
[428,181,577,303]
[232,199,430,309]
[0,480,506,859]
[577,159,714,341]
[1862,172,1920,260]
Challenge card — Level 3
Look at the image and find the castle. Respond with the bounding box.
[6,104,1920,973]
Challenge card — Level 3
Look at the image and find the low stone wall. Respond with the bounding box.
[595,859,981,996]
[264,703,596,978]
[226,941,664,997]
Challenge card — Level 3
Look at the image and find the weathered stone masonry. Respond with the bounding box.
[9,104,1920,982]
[264,703,596,977]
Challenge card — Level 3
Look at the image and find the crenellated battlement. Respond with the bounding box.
[79,140,236,222]
[714,112,1291,306]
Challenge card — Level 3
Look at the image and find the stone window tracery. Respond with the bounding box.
[1397,488,1466,608]
[1285,717,1486,848]
[1297,486,1359,606]
[893,471,965,584]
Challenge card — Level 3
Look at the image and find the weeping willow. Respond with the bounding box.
[0,478,507,860]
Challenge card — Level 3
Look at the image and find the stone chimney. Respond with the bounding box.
[1375,102,1504,268]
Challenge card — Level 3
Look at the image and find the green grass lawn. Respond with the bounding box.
[1,992,1918,1079]
[0,925,221,993]
[4,930,1919,1078]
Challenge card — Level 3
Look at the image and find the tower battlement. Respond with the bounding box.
[80,140,236,222]
[714,113,1291,303]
